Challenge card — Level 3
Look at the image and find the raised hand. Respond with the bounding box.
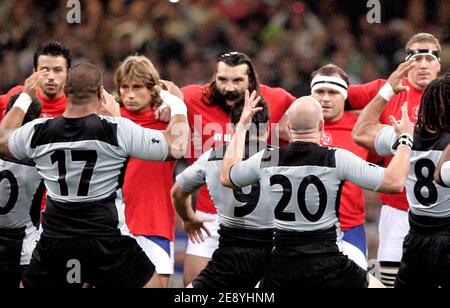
[159,80,184,100]
[23,70,49,98]
[387,58,417,94]
[98,88,121,117]
[182,215,214,244]
[236,90,262,131]
[390,101,414,137]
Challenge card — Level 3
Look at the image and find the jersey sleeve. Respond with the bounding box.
[116,117,168,161]
[441,161,450,187]
[348,79,386,110]
[229,150,265,187]
[8,120,42,160]
[280,88,296,109]
[175,149,210,193]
[374,126,396,157]
[335,148,384,192]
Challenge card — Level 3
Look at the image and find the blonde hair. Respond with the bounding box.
[405,33,441,52]
[114,55,161,106]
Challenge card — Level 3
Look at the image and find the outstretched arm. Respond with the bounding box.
[377,103,414,193]
[435,144,450,187]
[170,183,213,243]
[352,58,416,153]
[154,82,190,160]
[341,103,414,194]
[0,71,47,157]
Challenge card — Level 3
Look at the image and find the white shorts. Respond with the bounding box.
[377,205,410,262]
[342,241,367,270]
[185,211,219,259]
[21,224,41,265]
[135,236,174,275]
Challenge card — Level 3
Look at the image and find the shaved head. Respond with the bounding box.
[288,96,324,135]
[66,63,103,104]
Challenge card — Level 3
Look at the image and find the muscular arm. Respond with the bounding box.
[352,94,390,153]
[171,156,214,243]
[434,144,450,187]
[352,59,416,152]
[171,183,194,222]
[345,103,413,194]
[162,114,190,160]
[0,101,28,158]
[158,89,190,160]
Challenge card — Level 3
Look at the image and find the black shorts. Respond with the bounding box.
[395,230,450,288]
[0,227,26,288]
[0,264,25,288]
[192,245,272,288]
[22,236,155,288]
[260,253,369,288]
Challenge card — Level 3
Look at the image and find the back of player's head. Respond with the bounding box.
[230,96,269,139]
[288,96,323,134]
[416,72,450,135]
[6,94,42,125]
[66,63,103,104]
[34,41,71,70]
[216,52,260,93]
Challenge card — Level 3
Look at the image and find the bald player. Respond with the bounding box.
[0,63,190,288]
[221,93,413,287]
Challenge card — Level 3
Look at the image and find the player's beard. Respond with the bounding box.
[209,84,243,113]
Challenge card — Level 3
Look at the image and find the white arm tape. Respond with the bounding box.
[159,90,187,117]
[13,93,33,113]
[378,82,395,102]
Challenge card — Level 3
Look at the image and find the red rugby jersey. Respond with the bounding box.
[181,84,295,214]
[120,107,176,240]
[348,78,423,211]
[322,112,369,230]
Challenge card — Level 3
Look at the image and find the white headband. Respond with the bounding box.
[311,76,348,99]
[405,49,441,63]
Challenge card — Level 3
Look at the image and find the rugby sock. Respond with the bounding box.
[379,261,400,287]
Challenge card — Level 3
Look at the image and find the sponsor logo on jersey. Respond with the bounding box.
[321,132,333,146]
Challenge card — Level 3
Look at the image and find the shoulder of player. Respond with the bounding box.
[349,79,387,91]
[260,84,293,99]
[181,84,208,98]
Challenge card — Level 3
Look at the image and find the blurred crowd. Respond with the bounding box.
[1,0,449,96]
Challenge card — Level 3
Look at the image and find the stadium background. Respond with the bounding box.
[1,0,449,287]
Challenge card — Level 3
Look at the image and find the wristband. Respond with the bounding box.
[393,134,413,150]
[13,93,33,113]
[159,90,187,117]
[157,101,169,113]
[378,82,395,101]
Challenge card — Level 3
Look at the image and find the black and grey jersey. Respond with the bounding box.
[176,141,274,231]
[0,158,44,265]
[8,114,168,238]
[376,126,450,219]
[229,142,384,252]
[0,158,43,230]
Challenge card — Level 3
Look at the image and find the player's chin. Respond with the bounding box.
[226,99,237,106]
